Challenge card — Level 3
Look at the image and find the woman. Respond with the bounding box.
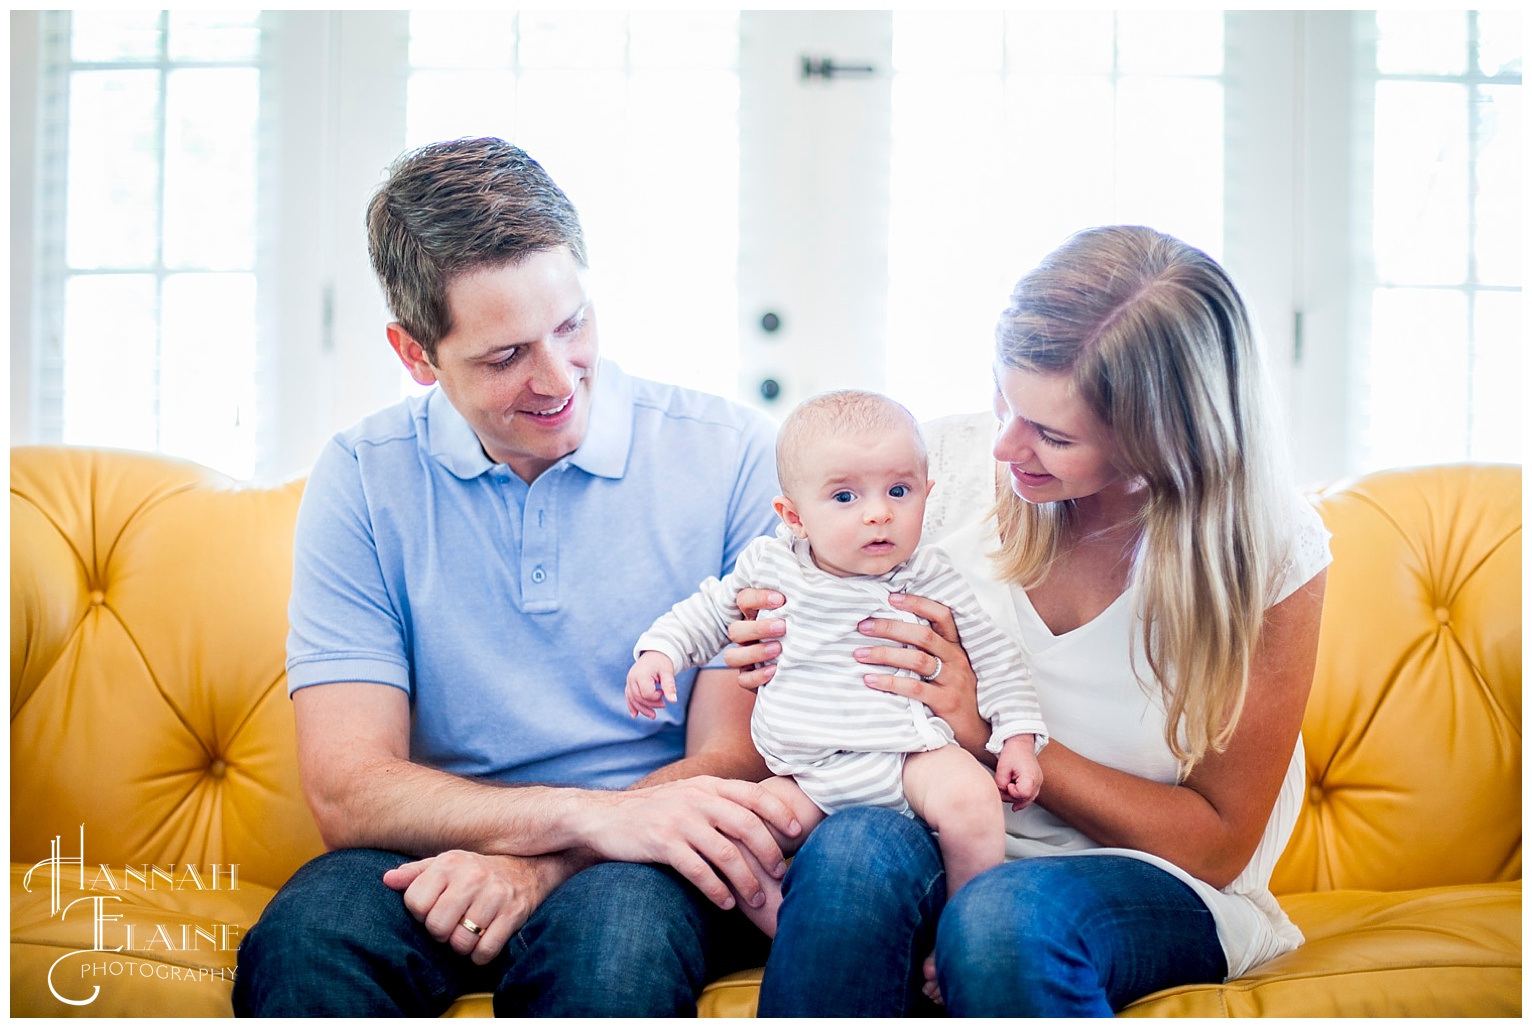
[726,226,1330,1016]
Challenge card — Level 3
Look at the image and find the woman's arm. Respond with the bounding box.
[1036,571,1326,888]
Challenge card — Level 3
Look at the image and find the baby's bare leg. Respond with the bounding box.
[903,745,1005,896]
[731,775,824,938]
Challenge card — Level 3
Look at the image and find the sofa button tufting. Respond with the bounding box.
[1308,785,1324,806]
[89,589,106,606]
[209,759,228,778]
[1434,607,1450,624]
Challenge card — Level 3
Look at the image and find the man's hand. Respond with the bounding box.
[384,850,574,965]
[575,776,802,913]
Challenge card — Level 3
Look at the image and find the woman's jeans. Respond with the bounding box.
[758,807,1227,1017]
[231,848,767,1017]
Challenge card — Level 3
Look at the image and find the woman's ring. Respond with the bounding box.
[459,917,484,937]
[922,656,943,682]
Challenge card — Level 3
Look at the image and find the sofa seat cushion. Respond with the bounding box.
[1121,880,1522,1017]
[9,863,272,1016]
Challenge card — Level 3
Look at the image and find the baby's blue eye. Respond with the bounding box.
[832,490,855,503]
[889,484,909,498]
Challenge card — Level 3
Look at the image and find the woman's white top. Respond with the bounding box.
[921,413,1333,980]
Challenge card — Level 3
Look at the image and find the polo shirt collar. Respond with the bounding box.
[425,359,632,481]
[566,359,631,480]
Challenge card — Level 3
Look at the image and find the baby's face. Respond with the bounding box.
[784,429,932,577]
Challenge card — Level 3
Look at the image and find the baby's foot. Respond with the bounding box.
[921,952,943,1005]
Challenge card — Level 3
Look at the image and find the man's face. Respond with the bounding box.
[390,248,598,482]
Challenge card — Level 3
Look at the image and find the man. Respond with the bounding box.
[233,138,799,1016]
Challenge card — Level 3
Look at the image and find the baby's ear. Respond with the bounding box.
[773,496,809,538]
[925,478,937,499]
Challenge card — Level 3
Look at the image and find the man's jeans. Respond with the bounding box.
[758,807,1227,1017]
[232,848,767,1016]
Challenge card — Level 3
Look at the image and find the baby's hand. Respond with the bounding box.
[995,733,1043,811]
[626,651,678,719]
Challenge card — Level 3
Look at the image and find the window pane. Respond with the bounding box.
[1003,75,1117,268]
[512,69,629,238]
[164,68,258,270]
[1116,77,1224,256]
[1375,10,1468,76]
[1474,84,1521,287]
[1476,11,1522,77]
[167,10,260,62]
[1471,291,1521,463]
[1373,81,1469,285]
[62,275,159,451]
[406,69,518,149]
[629,11,737,70]
[887,71,1009,420]
[599,69,739,393]
[71,10,161,62]
[67,70,161,268]
[1117,11,1223,75]
[404,11,741,401]
[161,273,257,478]
[1006,11,1115,75]
[409,10,516,68]
[518,11,628,69]
[887,11,1227,422]
[894,11,1004,73]
[1364,288,1470,469]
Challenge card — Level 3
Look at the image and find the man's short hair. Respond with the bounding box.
[365,137,588,360]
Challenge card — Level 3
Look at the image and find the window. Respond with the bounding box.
[885,11,1226,422]
[36,10,262,479]
[404,11,741,401]
[15,11,1522,484]
[1361,10,1521,469]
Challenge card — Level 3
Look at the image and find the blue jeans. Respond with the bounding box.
[232,848,768,1017]
[758,807,1226,1017]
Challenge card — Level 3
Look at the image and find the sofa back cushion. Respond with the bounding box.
[1272,464,1522,893]
[11,446,325,890]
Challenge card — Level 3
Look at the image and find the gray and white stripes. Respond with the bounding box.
[635,526,1047,814]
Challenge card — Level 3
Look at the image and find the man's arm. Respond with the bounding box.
[296,679,797,899]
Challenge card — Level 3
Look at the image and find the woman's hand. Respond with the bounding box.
[856,591,989,757]
[722,588,786,690]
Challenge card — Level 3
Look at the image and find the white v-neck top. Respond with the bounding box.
[922,412,1332,980]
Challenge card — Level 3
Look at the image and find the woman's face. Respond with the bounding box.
[992,365,1131,505]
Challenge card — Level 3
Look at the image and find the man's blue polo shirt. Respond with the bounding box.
[286,360,780,790]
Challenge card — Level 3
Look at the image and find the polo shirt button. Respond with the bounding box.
[532,567,547,584]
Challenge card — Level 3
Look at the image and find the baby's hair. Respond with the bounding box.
[776,389,927,495]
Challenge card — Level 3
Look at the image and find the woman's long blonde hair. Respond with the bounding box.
[992,226,1292,771]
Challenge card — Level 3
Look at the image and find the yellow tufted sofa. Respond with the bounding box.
[11,446,1521,1017]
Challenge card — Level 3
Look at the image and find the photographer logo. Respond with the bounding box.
[22,826,242,1007]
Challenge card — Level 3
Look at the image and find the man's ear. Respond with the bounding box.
[773,495,808,538]
[387,323,439,386]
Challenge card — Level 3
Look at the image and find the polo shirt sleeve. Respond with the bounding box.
[285,436,412,696]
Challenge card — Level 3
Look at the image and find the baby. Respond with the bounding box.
[626,389,1046,935]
